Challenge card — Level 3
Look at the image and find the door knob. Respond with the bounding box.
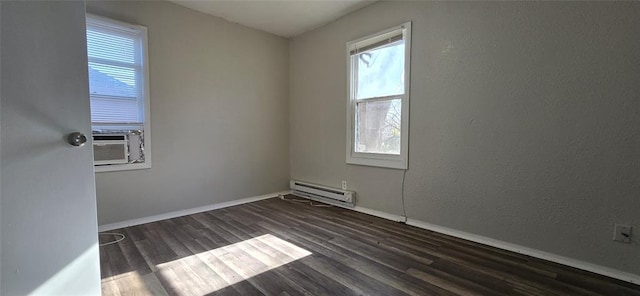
[67,132,87,147]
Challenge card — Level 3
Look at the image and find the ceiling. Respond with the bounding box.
[168,0,376,38]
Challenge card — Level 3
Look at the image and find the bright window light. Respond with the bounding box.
[346,22,411,170]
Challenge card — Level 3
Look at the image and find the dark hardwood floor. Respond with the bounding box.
[99,196,640,296]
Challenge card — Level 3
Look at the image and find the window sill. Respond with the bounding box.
[95,162,151,173]
[346,154,407,170]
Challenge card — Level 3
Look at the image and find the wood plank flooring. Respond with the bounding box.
[99,196,640,296]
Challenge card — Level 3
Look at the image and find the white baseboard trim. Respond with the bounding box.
[353,205,407,223]
[348,203,639,284]
[98,191,290,232]
[405,218,640,285]
[299,197,639,283]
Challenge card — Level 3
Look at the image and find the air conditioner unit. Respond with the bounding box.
[290,180,356,208]
[93,134,129,165]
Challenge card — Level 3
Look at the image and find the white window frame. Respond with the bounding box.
[86,14,152,173]
[346,22,411,170]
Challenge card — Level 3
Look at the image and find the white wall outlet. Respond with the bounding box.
[613,224,632,243]
[341,180,347,190]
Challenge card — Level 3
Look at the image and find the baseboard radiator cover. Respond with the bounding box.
[290,180,356,208]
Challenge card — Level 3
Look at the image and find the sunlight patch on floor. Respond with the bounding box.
[102,270,169,296]
[154,234,312,295]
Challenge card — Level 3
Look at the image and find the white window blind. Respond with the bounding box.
[86,17,144,123]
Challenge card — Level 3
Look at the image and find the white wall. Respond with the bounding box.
[86,1,290,225]
[290,1,640,277]
[1,1,100,294]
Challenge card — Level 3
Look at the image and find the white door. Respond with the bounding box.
[1,1,101,295]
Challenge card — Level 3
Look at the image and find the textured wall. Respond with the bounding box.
[290,1,640,276]
[87,1,290,225]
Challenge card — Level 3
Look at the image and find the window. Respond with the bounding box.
[86,15,151,172]
[346,22,411,169]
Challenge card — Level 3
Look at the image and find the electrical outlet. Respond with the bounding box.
[341,180,347,190]
[613,224,632,243]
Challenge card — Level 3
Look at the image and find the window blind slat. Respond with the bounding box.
[86,20,143,124]
[88,62,137,97]
[87,29,136,64]
[90,96,139,123]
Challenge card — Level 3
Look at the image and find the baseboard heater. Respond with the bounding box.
[289,180,356,208]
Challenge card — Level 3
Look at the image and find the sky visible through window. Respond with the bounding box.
[356,41,404,100]
[355,41,404,154]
